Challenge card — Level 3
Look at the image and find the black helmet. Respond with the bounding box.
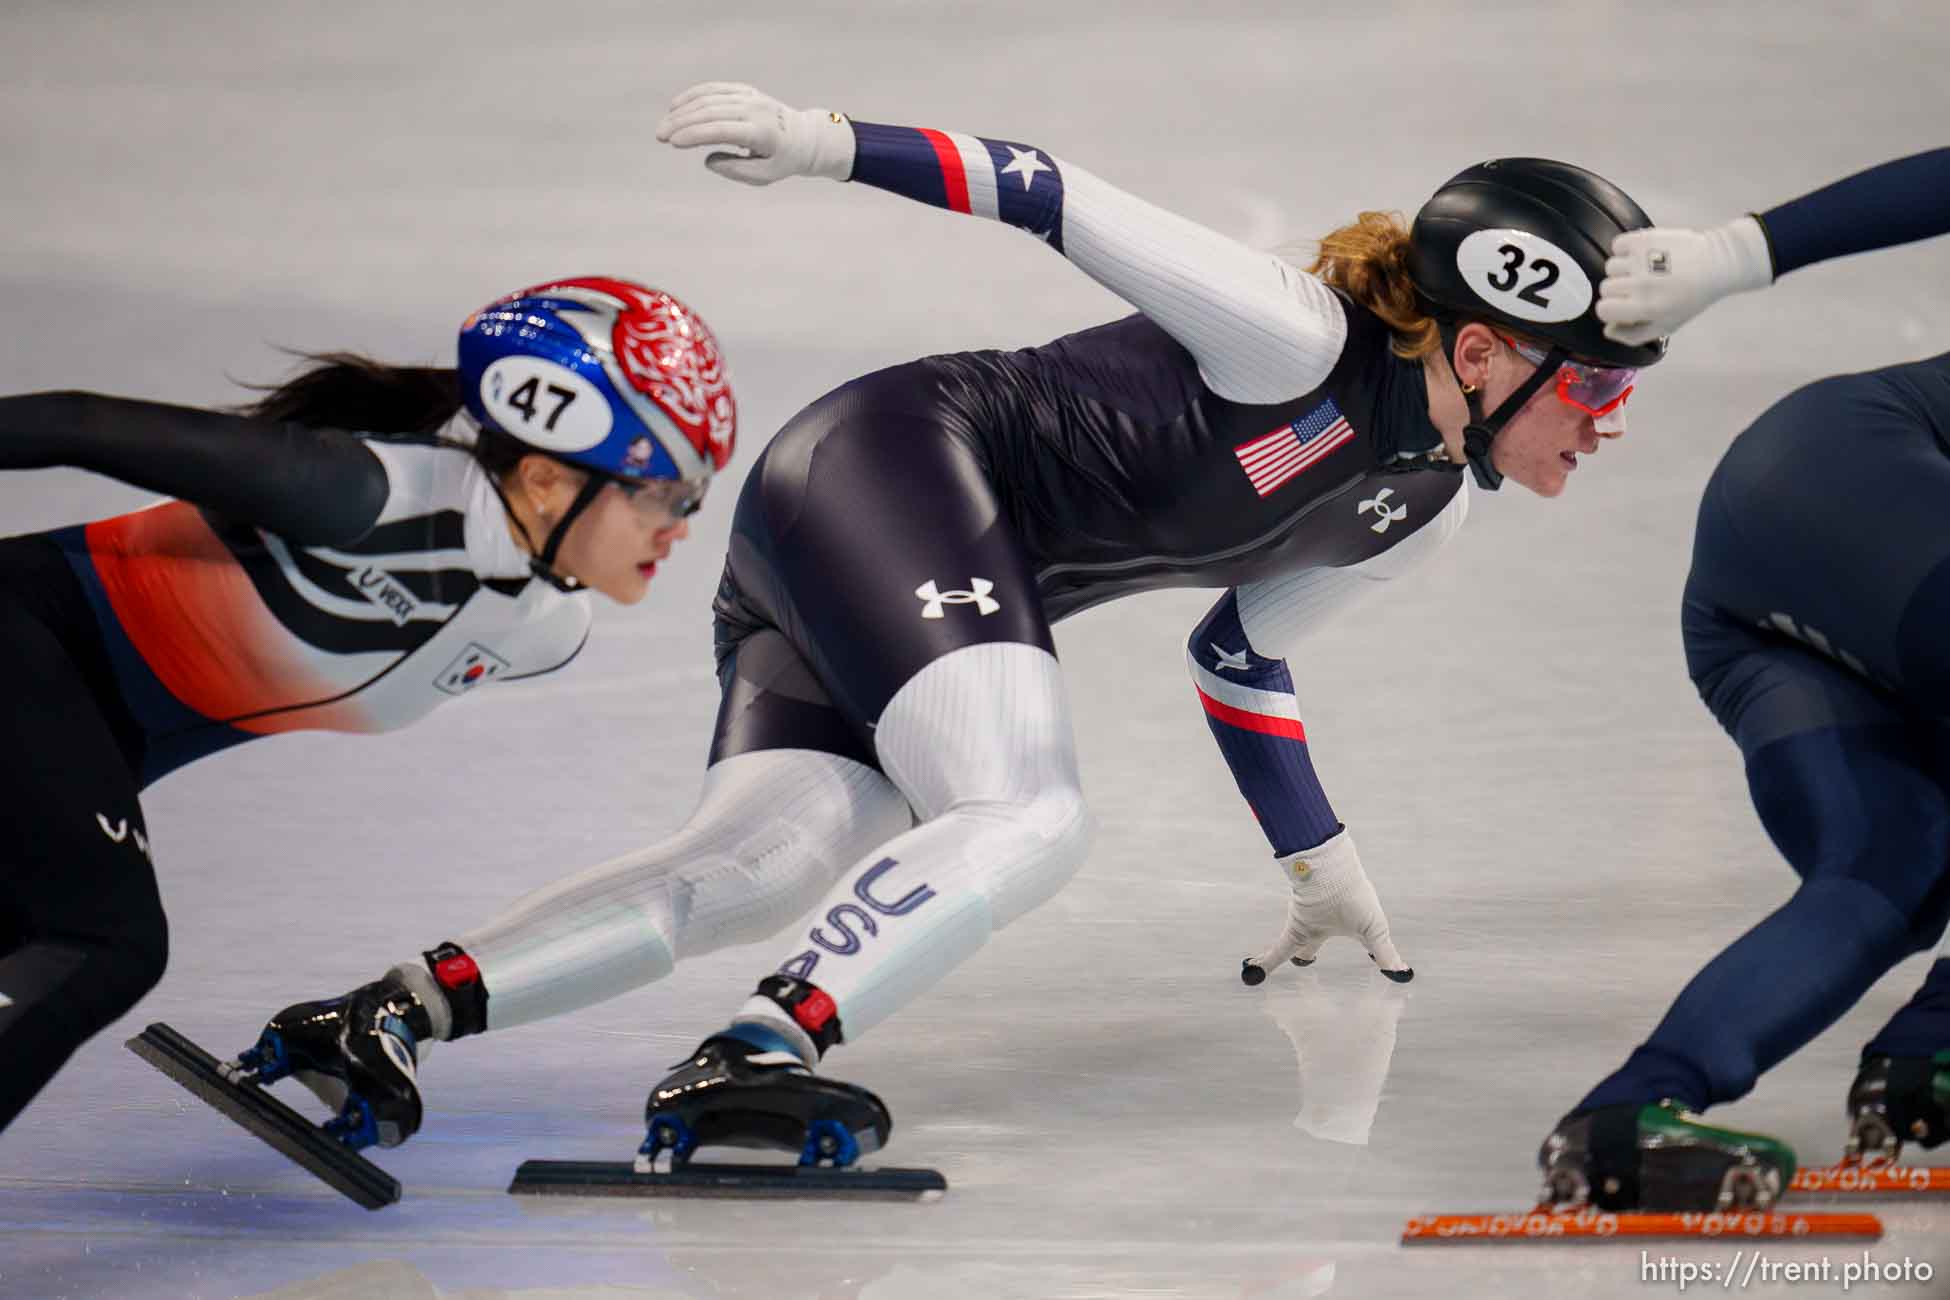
[1410,158,1666,369]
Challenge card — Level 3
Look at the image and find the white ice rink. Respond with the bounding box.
[3,3,1949,1296]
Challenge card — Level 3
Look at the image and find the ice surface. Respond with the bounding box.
[3,3,1948,1296]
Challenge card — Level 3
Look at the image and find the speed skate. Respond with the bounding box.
[510,1035,945,1201]
[126,1022,401,1210]
[508,1121,948,1201]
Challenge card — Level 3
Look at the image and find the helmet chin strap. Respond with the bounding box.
[1438,321,1567,492]
[481,465,607,594]
[531,473,608,592]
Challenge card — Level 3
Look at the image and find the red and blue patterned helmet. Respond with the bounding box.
[458,277,736,484]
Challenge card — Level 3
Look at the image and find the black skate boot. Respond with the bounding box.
[508,976,946,1200]
[237,977,433,1150]
[1844,1051,1950,1163]
[1538,1100,1796,1212]
[638,1034,891,1171]
[128,942,487,1209]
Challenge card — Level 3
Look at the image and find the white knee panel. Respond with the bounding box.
[460,748,911,1031]
[762,644,1096,1039]
[875,641,1096,926]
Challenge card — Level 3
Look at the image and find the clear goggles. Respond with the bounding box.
[613,475,705,519]
[1495,332,1637,419]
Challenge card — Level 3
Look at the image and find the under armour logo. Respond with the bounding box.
[1357,488,1408,534]
[915,578,1000,619]
[97,812,151,859]
[1211,644,1250,673]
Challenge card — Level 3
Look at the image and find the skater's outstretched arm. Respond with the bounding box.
[656,82,1346,404]
[1598,148,1950,346]
[0,390,389,545]
[1190,486,1467,982]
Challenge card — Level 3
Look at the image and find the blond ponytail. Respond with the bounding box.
[1299,212,1441,361]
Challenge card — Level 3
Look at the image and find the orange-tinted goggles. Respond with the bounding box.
[1496,332,1636,418]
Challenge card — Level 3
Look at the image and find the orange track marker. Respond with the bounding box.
[1400,1208,1883,1245]
[1791,1163,1950,1196]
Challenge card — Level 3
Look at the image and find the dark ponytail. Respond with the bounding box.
[236,352,531,477]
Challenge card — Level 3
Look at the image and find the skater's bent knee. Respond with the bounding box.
[1746,729,1950,909]
[953,785,1094,927]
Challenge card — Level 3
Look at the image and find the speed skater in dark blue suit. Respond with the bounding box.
[1538,148,1950,1213]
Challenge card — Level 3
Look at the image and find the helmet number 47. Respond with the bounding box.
[506,377,577,432]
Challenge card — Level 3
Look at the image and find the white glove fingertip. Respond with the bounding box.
[1593,296,1635,324]
[670,80,755,109]
[677,120,760,153]
[704,153,772,185]
[1610,228,1655,256]
[1252,939,1299,970]
[1602,320,1656,346]
[1372,956,1414,983]
[663,91,765,125]
[1364,931,1408,971]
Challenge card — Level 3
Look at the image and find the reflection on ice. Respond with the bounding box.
[1260,977,1410,1146]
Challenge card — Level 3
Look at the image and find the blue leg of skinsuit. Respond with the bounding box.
[1577,356,1950,1115]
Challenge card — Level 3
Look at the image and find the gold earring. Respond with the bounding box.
[1461,383,1478,396]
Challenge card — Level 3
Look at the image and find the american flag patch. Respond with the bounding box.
[1233,401,1357,497]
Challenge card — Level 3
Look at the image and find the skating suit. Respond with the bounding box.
[1577,147,1950,1114]
[0,401,591,787]
[0,396,590,1131]
[708,119,1467,858]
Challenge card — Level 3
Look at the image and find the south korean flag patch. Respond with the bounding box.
[436,643,510,696]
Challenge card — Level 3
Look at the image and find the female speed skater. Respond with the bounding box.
[236,80,1673,1177]
[0,276,735,1139]
[1536,148,1950,1213]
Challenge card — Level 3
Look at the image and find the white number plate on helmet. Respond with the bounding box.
[480,357,612,451]
[1455,228,1593,324]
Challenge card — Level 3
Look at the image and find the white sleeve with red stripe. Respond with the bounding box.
[846,120,1347,404]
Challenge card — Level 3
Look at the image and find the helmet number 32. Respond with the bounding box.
[480,357,614,453]
[1455,228,1593,324]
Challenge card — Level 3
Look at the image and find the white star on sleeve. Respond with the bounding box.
[1212,644,1251,673]
[999,145,1050,191]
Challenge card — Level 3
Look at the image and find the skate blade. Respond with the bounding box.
[126,1022,401,1211]
[1791,1163,1950,1197]
[1401,1208,1882,1244]
[508,1158,945,1201]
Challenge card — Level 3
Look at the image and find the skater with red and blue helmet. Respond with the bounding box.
[0,276,734,1153]
[1537,149,1950,1214]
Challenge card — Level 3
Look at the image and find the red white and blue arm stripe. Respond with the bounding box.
[843,119,1348,405]
[1187,589,1341,857]
[1184,489,1470,856]
[849,122,1066,248]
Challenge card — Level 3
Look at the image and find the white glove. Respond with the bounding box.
[1239,826,1412,985]
[1595,216,1775,346]
[654,82,855,186]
